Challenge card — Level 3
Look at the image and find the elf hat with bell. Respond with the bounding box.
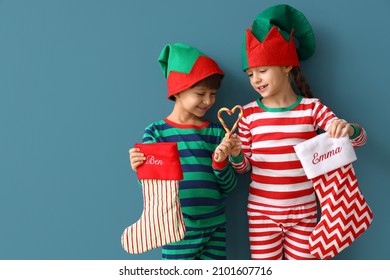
[158,43,224,99]
[242,4,316,71]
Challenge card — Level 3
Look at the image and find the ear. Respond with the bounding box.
[284,66,293,74]
[173,93,180,100]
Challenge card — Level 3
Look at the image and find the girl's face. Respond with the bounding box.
[246,66,291,98]
[174,86,217,118]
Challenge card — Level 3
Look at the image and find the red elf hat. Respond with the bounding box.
[242,4,316,71]
[158,43,224,99]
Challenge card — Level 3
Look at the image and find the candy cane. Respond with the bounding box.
[217,105,244,138]
[214,105,244,162]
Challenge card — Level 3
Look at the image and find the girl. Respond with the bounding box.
[230,4,367,260]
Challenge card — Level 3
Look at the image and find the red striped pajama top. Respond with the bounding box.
[230,96,367,207]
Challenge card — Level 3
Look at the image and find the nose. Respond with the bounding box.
[252,72,262,83]
[203,94,214,105]
[203,96,211,105]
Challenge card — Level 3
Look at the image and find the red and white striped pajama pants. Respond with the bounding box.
[247,200,318,260]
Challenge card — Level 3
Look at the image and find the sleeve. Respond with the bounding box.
[348,123,367,148]
[211,126,237,196]
[142,124,158,144]
[312,99,338,131]
[229,113,252,174]
[312,99,367,148]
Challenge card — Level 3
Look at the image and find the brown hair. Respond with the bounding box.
[191,74,223,90]
[170,74,223,101]
[290,67,313,98]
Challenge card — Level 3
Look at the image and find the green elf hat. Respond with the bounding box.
[242,4,316,71]
[158,43,224,99]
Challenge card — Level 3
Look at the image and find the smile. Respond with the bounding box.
[258,84,268,91]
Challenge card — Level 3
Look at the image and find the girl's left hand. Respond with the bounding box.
[327,119,354,138]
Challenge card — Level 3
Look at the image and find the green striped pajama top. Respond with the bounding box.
[140,118,237,230]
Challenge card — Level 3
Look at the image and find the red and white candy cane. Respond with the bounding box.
[217,105,244,138]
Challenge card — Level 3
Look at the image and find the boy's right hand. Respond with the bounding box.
[214,133,242,162]
[129,147,146,171]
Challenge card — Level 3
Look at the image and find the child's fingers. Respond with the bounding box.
[129,148,145,158]
[328,119,350,138]
[131,161,144,171]
[214,145,229,162]
[129,147,146,170]
[214,152,221,162]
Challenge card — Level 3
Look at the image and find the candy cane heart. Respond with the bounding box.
[217,105,244,137]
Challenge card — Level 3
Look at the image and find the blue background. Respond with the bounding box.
[1,0,389,260]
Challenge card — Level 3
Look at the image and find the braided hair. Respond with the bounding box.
[290,67,314,98]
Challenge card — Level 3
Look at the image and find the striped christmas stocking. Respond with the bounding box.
[121,142,186,254]
[308,163,373,259]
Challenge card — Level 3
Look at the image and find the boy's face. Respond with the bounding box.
[174,86,217,117]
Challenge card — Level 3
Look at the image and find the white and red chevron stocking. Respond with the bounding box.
[121,142,186,254]
[308,163,373,259]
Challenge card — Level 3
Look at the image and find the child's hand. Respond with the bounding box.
[327,119,354,138]
[229,134,242,157]
[129,147,146,171]
[214,134,242,162]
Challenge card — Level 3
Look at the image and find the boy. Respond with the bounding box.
[129,43,240,259]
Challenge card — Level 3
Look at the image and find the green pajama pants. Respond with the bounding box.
[162,226,226,260]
